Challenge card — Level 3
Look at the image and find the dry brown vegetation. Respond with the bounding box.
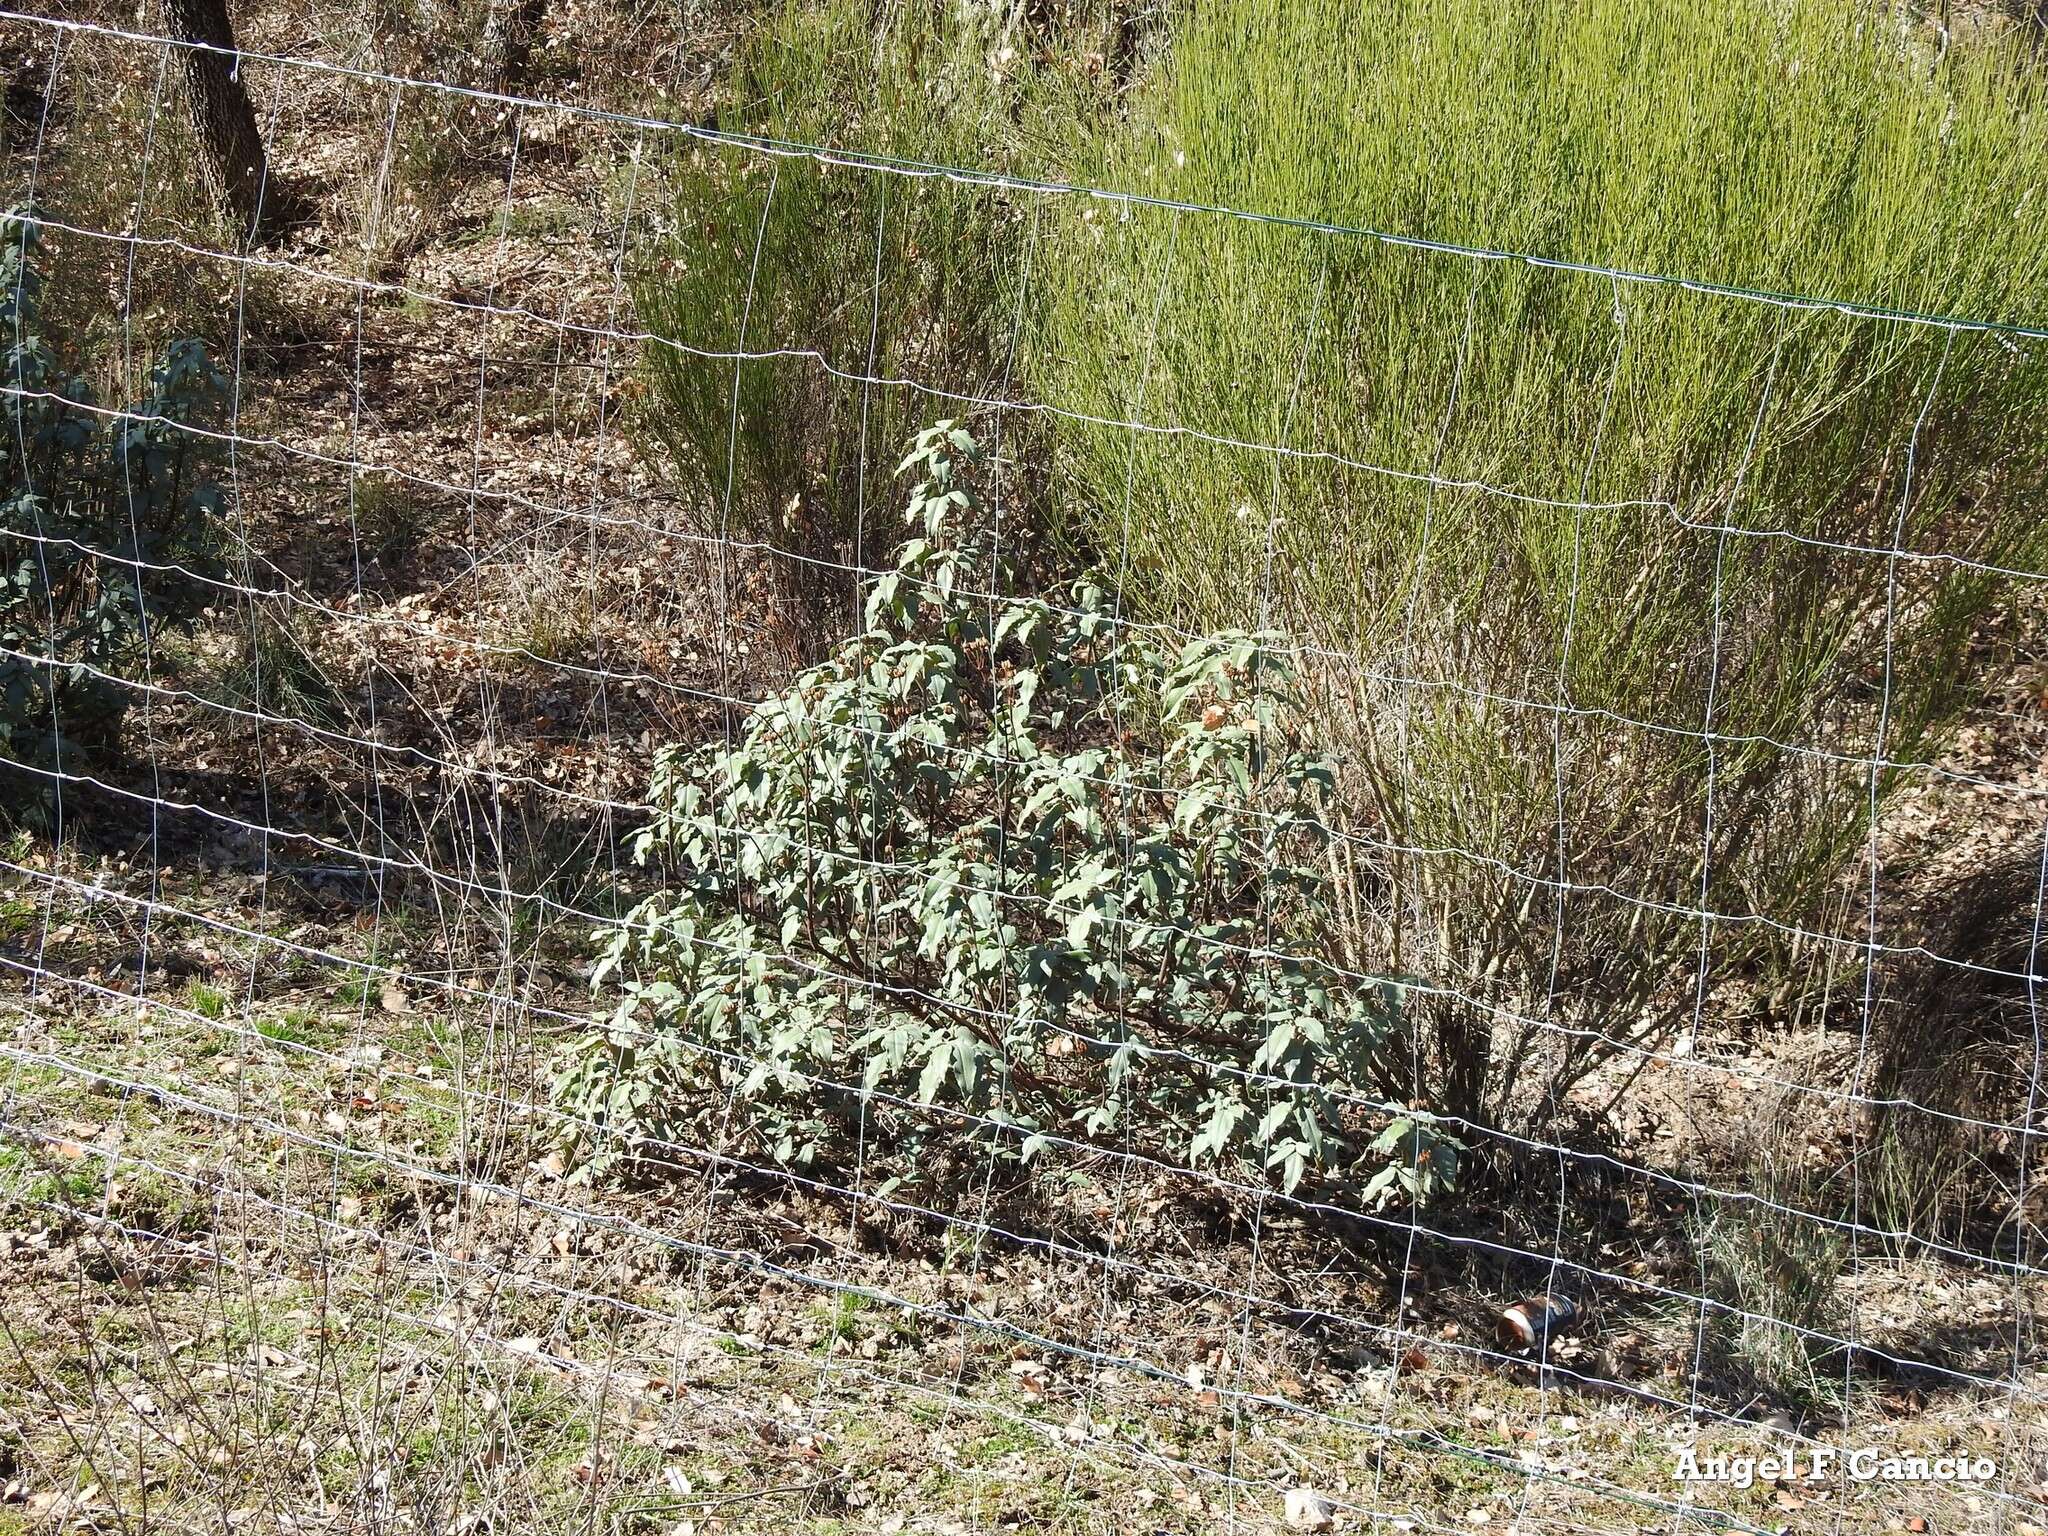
[2,2,2048,1533]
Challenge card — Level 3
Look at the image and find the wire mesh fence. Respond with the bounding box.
[2,6,2047,1534]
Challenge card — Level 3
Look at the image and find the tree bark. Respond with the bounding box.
[162,0,278,246]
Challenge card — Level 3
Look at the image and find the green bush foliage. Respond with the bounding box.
[1,210,227,820]
[631,0,1122,644]
[564,424,1456,1202]
[627,0,2048,1143]
[1033,0,2048,1126]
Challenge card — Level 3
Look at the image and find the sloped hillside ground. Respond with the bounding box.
[2,4,2047,1534]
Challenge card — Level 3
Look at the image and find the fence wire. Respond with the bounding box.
[2,9,2046,1535]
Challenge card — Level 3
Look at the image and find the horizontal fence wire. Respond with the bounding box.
[3,7,2048,1535]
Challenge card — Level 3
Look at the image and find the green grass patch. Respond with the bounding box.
[255,1007,316,1044]
[185,980,229,1020]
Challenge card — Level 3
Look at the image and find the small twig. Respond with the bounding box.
[616,1477,828,1514]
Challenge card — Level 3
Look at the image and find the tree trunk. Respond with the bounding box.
[162,0,278,245]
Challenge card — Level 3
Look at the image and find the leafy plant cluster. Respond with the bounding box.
[1,209,226,819]
[635,0,2048,1143]
[565,424,1455,1203]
